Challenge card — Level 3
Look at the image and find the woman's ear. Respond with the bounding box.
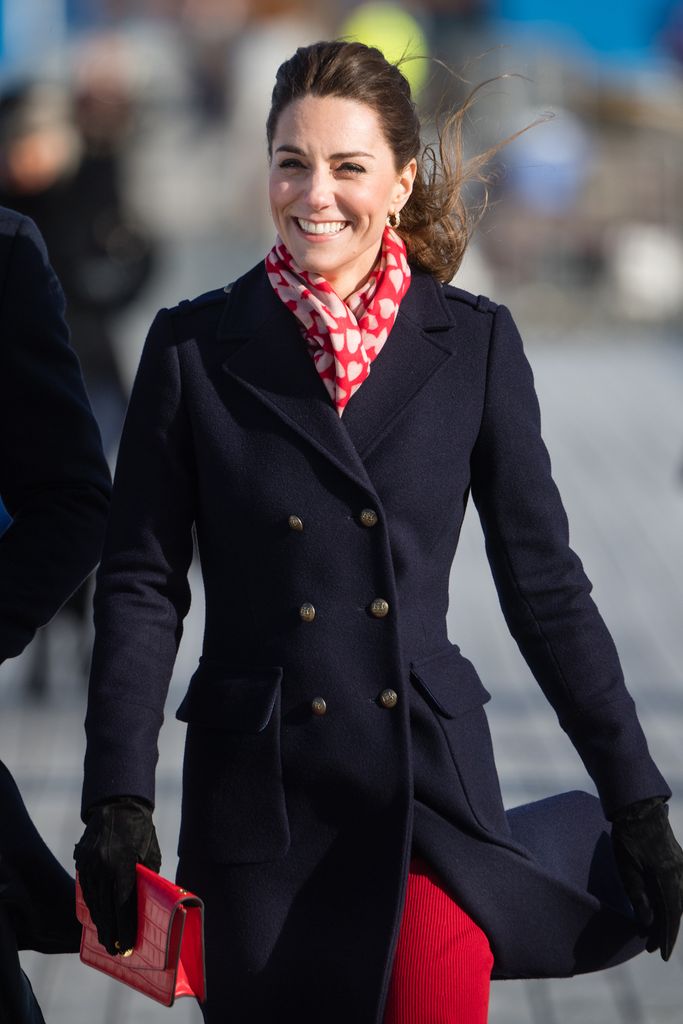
[394,158,417,211]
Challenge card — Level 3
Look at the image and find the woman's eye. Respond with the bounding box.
[276,158,365,174]
[337,163,365,175]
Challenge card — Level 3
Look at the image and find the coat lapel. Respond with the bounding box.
[219,263,454,488]
[220,266,378,496]
[341,272,454,459]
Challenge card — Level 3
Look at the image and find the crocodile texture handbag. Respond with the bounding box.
[75,864,206,1006]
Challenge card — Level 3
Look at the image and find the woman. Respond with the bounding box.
[75,41,683,1024]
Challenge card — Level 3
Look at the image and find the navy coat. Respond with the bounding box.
[0,208,111,662]
[83,260,670,1023]
[0,208,110,1021]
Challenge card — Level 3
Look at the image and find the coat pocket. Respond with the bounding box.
[410,644,509,835]
[175,660,290,863]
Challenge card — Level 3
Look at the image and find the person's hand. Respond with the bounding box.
[74,797,161,956]
[611,797,683,960]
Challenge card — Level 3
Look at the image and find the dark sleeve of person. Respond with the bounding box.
[470,304,670,818]
[81,308,195,815]
[0,212,112,662]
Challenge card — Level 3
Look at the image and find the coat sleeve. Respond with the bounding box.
[0,213,111,662]
[82,309,196,816]
[469,304,669,817]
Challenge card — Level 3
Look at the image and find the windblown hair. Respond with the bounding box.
[267,40,516,284]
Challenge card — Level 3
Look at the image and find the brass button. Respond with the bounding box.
[360,508,378,528]
[379,689,398,709]
[370,598,389,618]
[311,697,327,716]
[288,515,304,531]
[299,602,316,622]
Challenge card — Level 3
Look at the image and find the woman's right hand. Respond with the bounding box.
[73,797,161,956]
[611,797,683,960]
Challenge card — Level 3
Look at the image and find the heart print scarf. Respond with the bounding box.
[265,225,411,415]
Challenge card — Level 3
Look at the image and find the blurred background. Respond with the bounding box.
[0,1,682,1021]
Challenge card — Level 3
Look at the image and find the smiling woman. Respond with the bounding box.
[76,38,683,1024]
[268,95,416,299]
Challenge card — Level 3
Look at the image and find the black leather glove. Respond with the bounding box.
[73,797,161,956]
[611,796,683,960]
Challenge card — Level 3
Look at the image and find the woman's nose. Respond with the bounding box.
[304,169,334,209]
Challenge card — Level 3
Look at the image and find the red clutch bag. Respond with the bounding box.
[75,864,206,1006]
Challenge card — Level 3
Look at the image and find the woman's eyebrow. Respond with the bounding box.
[330,151,375,160]
[274,145,375,159]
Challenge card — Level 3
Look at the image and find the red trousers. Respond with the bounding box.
[384,859,493,1024]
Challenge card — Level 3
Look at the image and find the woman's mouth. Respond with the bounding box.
[295,218,349,236]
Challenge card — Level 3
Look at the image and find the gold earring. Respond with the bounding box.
[387,210,400,229]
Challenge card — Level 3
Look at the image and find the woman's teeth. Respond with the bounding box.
[297,219,347,235]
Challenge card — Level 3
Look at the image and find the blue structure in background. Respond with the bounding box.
[0,0,69,76]
[0,0,670,67]
[0,0,118,76]
[0,2,5,62]
[494,0,671,60]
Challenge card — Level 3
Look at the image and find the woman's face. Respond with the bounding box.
[269,94,416,299]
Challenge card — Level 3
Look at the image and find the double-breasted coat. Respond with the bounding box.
[82,260,670,1023]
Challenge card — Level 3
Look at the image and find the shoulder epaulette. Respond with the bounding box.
[442,283,498,314]
[170,286,230,316]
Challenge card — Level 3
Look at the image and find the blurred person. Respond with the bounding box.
[179,0,248,124]
[483,106,602,290]
[0,207,111,1022]
[0,76,155,458]
[0,73,155,691]
[75,40,682,1024]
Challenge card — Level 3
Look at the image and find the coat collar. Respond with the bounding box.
[219,261,455,492]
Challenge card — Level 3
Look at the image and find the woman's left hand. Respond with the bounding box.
[74,797,161,956]
[611,797,683,960]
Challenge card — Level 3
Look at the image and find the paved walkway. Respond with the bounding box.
[1,330,682,1022]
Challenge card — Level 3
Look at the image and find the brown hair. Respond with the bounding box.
[266,40,513,283]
